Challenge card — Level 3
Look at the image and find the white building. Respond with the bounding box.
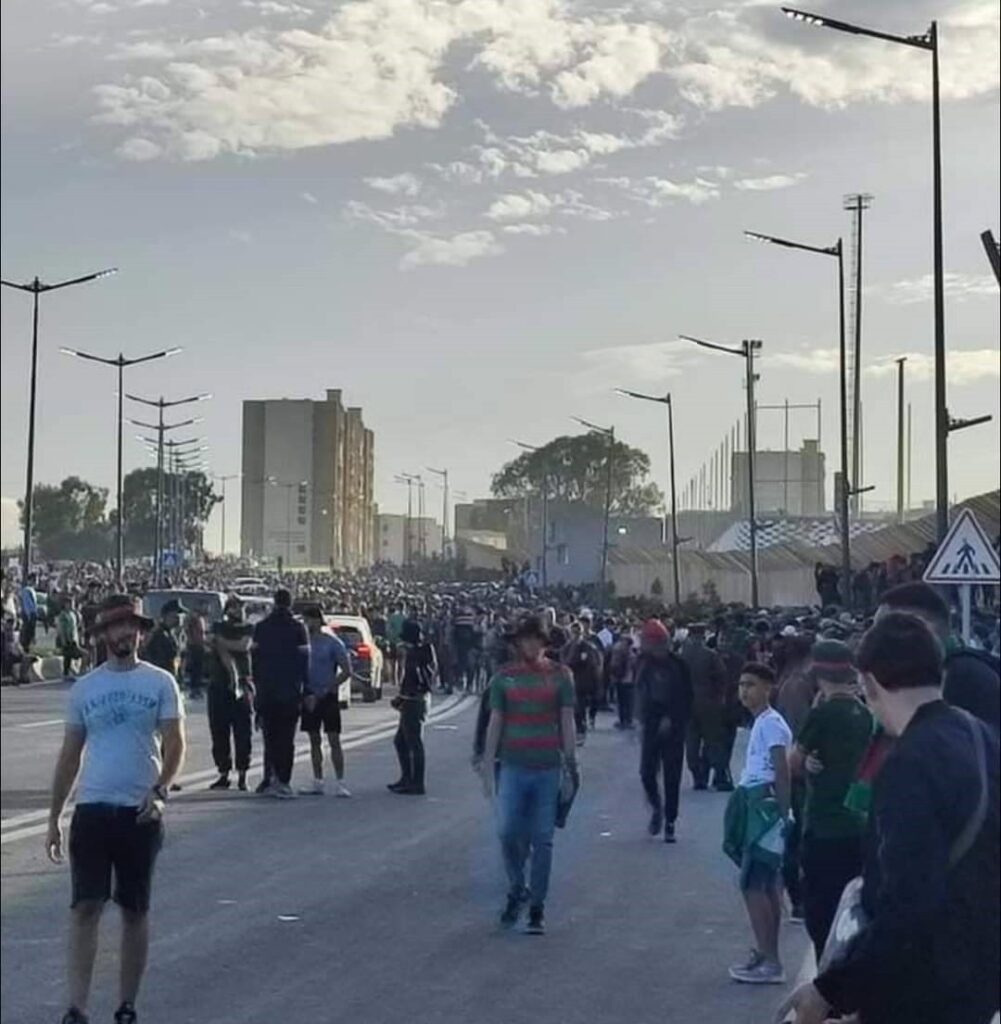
[376,514,439,566]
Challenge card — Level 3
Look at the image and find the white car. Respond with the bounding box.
[234,595,273,625]
[325,615,384,702]
[231,577,270,597]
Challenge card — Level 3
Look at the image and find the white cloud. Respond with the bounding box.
[733,172,807,191]
[770,348,841,374]
[343,199,443,229]
[366,172,422,197]
[601,174,719,206]
[116,136,162,161]
[877,272,998,305]
[300,191,319,204]
[97,0,679,161]
[573,339,698,395]
[501,223,564,236]
[771,346,1000,387]
[400,229,503,269]
[486,190,560,221]
[867,350,1000,386]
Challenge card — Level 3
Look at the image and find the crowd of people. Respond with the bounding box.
[0,554,995,1024]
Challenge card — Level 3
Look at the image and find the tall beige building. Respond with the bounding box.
[241,389,375,569]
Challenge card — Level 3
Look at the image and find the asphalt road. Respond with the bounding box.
[2,682,808,1024]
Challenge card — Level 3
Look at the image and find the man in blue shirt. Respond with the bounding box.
[299,606,353,797]
[19,573,39,652]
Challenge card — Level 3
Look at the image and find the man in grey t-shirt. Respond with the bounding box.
[46,595,186,1024]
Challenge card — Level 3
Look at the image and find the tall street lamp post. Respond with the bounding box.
[508,440,550,588]
[214,474,239,557]
[426,467,449,561]
[615,389,681,609]
[743,228,855,607]
[130,413,204,581]
[782,7,949,538]
[571,417,615,611]
[139,437,207,572]
[1,267,117,576]
[127,392,210,581]
[680,335,763,608]
[62,345,181,585]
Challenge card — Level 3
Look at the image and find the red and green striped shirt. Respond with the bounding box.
[489,658,575,768]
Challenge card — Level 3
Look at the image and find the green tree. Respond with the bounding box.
[18,477,110,559]
[119,468,219,557]
[491,433,664,515]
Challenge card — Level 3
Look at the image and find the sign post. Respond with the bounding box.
[923,508,1001,644]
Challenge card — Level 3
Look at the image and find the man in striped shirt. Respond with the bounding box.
[482,615,577,935]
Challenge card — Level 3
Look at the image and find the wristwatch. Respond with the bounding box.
[152,784,169,802]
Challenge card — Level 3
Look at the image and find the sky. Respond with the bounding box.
[1,0,999,553]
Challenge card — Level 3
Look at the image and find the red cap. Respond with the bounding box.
[640,618,670,644]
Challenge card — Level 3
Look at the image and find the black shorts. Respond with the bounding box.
[69,804,164,913]
[301,693,342,735]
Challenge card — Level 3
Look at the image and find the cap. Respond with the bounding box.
[810,638,856,684]
[95,594,154,632]
[640,619,670,645]
[781,624,798,637]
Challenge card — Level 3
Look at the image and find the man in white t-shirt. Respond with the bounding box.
[722,662,792,986]
[46,594,186,1024]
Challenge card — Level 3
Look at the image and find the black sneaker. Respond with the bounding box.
[254,778,271,795]
[386,780,407,792]
[208,774,231,791]
[60,1009,89,1024]
[692,779,708,791]
[525,906,545,935]
[647,809,663,837]
[499,890,527,928]
[395,784,426,795]
[237,772,248,792]
[664,822,677,844]
[114,1003,137,1024]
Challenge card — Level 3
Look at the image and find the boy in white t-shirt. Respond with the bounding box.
[722,662,792,985]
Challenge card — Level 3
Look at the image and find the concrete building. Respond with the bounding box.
[731,440,826,516]
[375,513,438,566]
[241,389,375,569]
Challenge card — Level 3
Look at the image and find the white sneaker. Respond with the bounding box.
[728,959,785,985]
[335,781,352,798]
[298,779,325,796]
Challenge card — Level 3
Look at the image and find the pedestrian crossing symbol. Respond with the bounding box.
[923,509,1001,585]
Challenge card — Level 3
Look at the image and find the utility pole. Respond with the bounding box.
[844,194,873,515]
[896,359,907,523]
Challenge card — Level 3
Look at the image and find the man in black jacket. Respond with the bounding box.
[251,589,309,799]
[636,618,693,843]
[877,581,999,733]
[779,612,1000,1024]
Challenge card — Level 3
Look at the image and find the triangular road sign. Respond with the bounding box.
[923,509,1001,585]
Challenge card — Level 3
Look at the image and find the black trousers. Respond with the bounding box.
[640,719,686,824]
[684,705,727,786]
[258,701,300,785]
[208,687,252,774]
[616,683,635,726]
[393,700,426,787]
[801,832,863,962]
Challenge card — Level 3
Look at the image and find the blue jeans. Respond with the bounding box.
[496,764,561,907]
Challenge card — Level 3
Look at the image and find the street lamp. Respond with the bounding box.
[744,227,853,608]
[127,392,211,582]
[571,416,615,611]
[508,440,550,588]
[1,267,117,576]
[680,334,763,608]
[615,389,681,609]
[396,473,421,568]
[214,474,239,557]
[139,437,207,570]
[130,413,203,580]
[426,467,449,561]
[781,7,949,539]
[62,345,181,585]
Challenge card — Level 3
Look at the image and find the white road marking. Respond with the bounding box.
[14,718,65,730]
[0,696,471,846]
